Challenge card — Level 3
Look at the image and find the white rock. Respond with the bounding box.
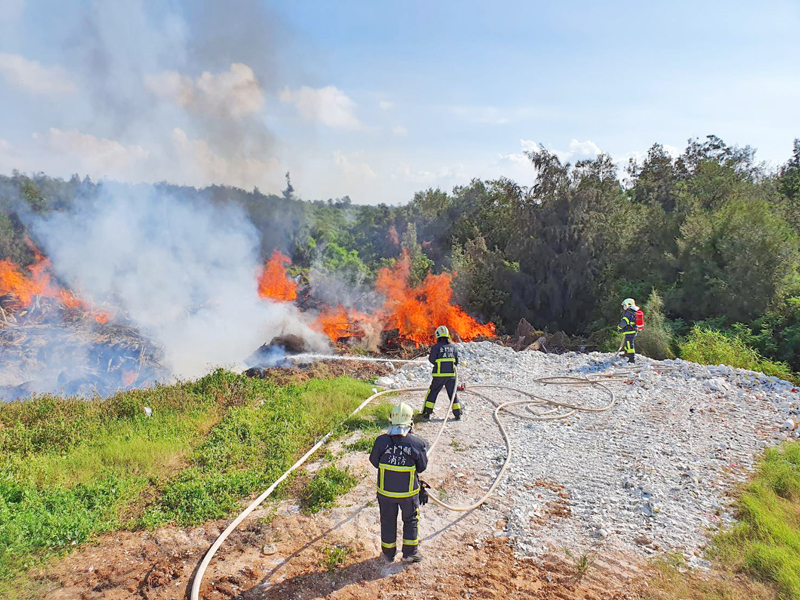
[375,376,395,388]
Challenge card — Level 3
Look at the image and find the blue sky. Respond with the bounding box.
[1,0,798,204]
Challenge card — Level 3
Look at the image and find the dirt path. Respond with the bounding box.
[36,387,653,600]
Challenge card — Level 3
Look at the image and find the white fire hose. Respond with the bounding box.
[190,362,661,599]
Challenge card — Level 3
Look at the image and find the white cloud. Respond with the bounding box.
[664,144,682,158]
[391,125,408,137]
[144,63,264,119]
[0,53,75,95]
[279,85,363,130]
[333,150,377,179]
[551,139,601,162]
[38,129,149,178]
[392,162,468,185]
[379,100,394,110]
[520,138,602,163]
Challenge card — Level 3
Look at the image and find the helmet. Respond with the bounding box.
[434,325,450,339]
[621,298,637,310]
[389,402,414,435]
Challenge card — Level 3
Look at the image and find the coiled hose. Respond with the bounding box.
[191,364,665,599]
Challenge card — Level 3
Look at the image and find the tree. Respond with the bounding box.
[282,171,294,201]
[505,148,629,332]
[778,139,800,234]
[452,237,511,326]
[674,196,799,322]
[400,223,434,287]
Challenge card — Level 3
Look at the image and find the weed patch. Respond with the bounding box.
[345,434,378,452]
[320,542,352,571]
[301,465,358,514]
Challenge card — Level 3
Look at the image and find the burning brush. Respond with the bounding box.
[255,249,495,351]
[0,248,165,401]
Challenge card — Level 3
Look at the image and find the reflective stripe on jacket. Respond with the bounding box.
[617,309,637,334]
[369,433,428,499]
[428,339,459,378]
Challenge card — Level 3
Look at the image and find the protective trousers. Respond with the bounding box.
[622,332,636,362]
[378,494,420,558]
[422,377,462,417]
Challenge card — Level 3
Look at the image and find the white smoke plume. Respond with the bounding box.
[31,183,328,380]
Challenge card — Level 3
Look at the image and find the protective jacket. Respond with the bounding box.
[428,338,459,378]
[369,432,428,499]
[617,309,637,334]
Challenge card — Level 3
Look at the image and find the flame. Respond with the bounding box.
[376,252,495,345]
[121,370,138,387]
[257,250,298,302]
[307,251,495,346]
[0,245,112,323]
[314,305,372,341]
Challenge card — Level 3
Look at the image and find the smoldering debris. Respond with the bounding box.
[0,295,165,401]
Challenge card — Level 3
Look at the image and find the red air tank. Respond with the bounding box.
[635,309,645,331]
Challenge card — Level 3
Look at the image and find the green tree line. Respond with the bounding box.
[2,135,799,369]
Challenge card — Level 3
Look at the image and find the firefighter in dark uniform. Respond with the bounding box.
[421,325,462,420]
[618,297,639,364]
[369,402,428,563]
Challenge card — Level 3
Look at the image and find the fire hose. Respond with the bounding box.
[190,363,662,600]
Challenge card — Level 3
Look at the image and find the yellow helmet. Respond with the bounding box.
[388,402,414,435]
[434,325,450,339]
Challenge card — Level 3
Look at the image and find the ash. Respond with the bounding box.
[0,296,165,400]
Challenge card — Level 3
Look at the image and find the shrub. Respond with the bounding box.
[635,290,676,360]
[301,465,357,514]
[679,327,796,382]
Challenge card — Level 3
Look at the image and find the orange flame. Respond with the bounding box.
[308,251,495,346]
[121,370,138,386]
[257,250,298,302]
[0,246,111,323]
[314,305,372,341]
[376,252,495,345]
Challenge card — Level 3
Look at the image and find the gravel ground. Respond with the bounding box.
[376,341,800,568]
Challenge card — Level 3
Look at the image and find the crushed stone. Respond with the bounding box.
[378,342,798,568]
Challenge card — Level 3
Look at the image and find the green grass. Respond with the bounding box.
[712,443,800,598]
[320,542,352,571]
[345,434,379,452]
[301,465,358,514]
[0,371,374,598]
[679,327,798,383]
[341,401,392,453]
[647,442,800,600]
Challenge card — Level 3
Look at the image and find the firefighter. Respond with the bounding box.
[618,298,639,364]
[421,325,462,420]
[369,402,429,563]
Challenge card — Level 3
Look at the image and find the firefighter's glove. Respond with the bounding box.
[419,481,430,506]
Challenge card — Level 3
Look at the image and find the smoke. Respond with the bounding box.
[30,183,328,380]
[63,0,283,168]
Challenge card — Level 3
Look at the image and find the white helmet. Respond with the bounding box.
[388,402,414,436]
[621,298,638,310]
